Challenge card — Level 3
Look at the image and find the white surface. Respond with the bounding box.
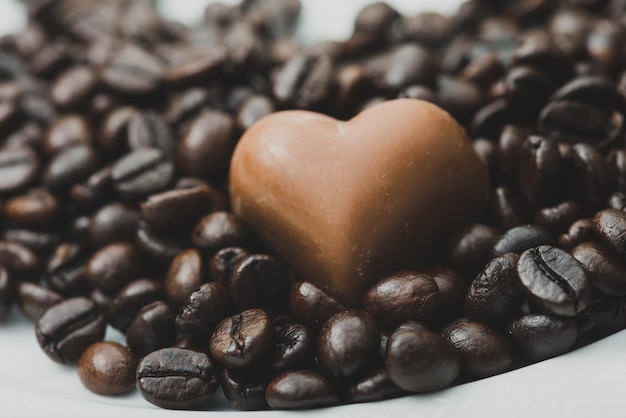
[0,1,624,418]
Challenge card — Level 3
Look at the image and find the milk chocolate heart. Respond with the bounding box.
[230,99,487,306]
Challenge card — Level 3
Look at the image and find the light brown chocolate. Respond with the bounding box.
[229,99,487,306]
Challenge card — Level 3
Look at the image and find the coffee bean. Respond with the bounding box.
[85,242,141,294]
[209,247,250,288]
[127,111,174,155]
[78,341,137,396]
[442,319,512,378]
[230,254,290,312]
[89,202,139,246]
[552,75,622,112]
[446,223,501,276]
[0,266,15,320]
[106,278,163,332]
[43,114,93,155]
[126,300,176,357]
[98,106,137,157]
[507,313,578,361]
[518,135,565,211]
[571,242,626,296]
[0,146,40,194]
[35,297,105,364]
[164,44,225,88]
[111,148,174,201]
[210,308,273,369]
[236,95,275,132]
[43,144,99,191]
[137,347,219,410]
[558,218,597,252]
[4,188,60,229]
[269,322,314,373]
[607,192,626,212]
[69,165,114,211]
[101,44,164,98]
[265,370,339,410]
[17,281,63,321]
[346,368,405,403]
[532,201,582,235]
[517,245,592,316]
[566,143,610,214]
[471,98,511,139]
[608,149,626,194]
[50,66,98,110]
[385,325,459,393]
[592,209,626,259]
[220,368,269,411]
[164,249,205,308]
[192,211,254,253]
[289,281,345,330]
[492,224,555,257]
[273,52,334,110]
[0,241,40,281]
[136,221,188,264]
[3,229,60,255]
[423,265,467,321]
[364,271,440,329]
[43,242,90,296]
[487,187,527,231]
[496,125,531,189]
[176,282,232,340]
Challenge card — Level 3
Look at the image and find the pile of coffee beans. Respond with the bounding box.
[1,0,626,411]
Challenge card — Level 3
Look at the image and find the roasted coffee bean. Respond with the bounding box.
[505,66,556,112]
[136,221,188,264]
[470,98,511,139]
[386,324,460,393]
[0,241,40,281]
[69,165,113,211]
[364,271,440,329]
[607,192,626,212]
[44,242,90,296]
[89,202,139,246]
[465,253,524,328]
[230,254,290,312]
[4,123,43,150]
[43,115,92,156]
[512,33,572,82]
[558,218,597,252]
[176,282,232,340]
[0,146,40,194]
[127,111,174,155]
[273,52,333,110]
[265,370,339,410]
[164,87,215,132]
[518,135,565,211]
[487,187,527,231]
[446,223,501,276]
[442,319,512,378]
[3,229,60,255]
[165,45,226,88]
[98,106,137,157]
[78,341,137,396]
[210,308,273,369]
[496,125,531,189]
[572,242,626,296]
[137,347,219,410]
[289,281,345,330]
[236,95,275,132]
[517,245,592,316]
[220,368,269,411]
[551,75,622,112]
[106,278,163,332]
[346,368,405,403]
[43,144,99,191]
[192,211,255,252]
[126,300,176,358]
[507,313,578,362]
[592,209,626,259]
[4,188,60,229]
[566,143,610,214]
[101,44,164,98]
[423,266,467,321]
[209,247,250,288]
[35,297,105,364]
[472,138,497,185]
[165,249,205,308]
[492,224,555,257]
[17,282,63,321]
[317,310,379,380]
[459,52,504,88]
[51,66,98,110]
[532,201,582,235]
[85,242,141,294]
[539,100,613,145]
[111,148,174,201]
[270,322,314,373]
[351,1,399,45]
[608,149,626,194]
[0,266,15,320]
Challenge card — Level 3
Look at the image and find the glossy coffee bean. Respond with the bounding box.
[289,281,345,330]
[265,370,339,410]
[78,341,137,396]
[98,106,137,157]
[101,44,164,98]
[446,223,502,276]
[230,254,290,312]
[220,368,269,411]
[210,308,273,369]
[0,241,40,281]
[423,266,467,321]
[86,242,141,294]
[492,224,555,257]
[270,322,314,373]
[17,282,63,321]
[2,229,60,255]
[209,247,250,288]
[89,202,139,246]
[272,53,333,110]
[43,144,99,191]
[136,222,188,264]
[43,242,90,296]
[106,278,163,332]
[607,192,626,211]
[363,271,440,329]
[164,249,205,309]
[507,314,578,362]
[51,66,98,110]
[111,148,174,201]
[137,348,219,410]
[566,143,610,214]
[236,95,276,132]
[192,211,254,252]
[571,242,626,296]
[0,266,15,320]
[592,209,626,260]
[176,282,232,340]
[442,320,512,378]
[127,111,174,155]
[517,245,592,316]
[558,218,597,252]
[487,187,527,231]
[35,297,105,364]
[317,310,379,380]
[69,165,113,211]
[532,201,581,235]
[126,300,176,358]
[386,325,460,393]
[346,368,405,403]
[4,188,60,229]
[517,135,564,211]
[43,114,92,155]
[0,146,40,194]
[465,253,524,328]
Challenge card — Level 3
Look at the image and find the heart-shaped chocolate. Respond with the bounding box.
[230,99,487,306]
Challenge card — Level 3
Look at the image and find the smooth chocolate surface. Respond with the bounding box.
[230,98,487,306]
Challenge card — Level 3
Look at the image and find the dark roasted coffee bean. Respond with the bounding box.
[289,281,345,330]
[164,249,205,308]
[137,347,219,410]
[346,368,405,403]
[273,53,333,110]
[459,52,504,88]
[518,135,564,211]
[465,253,523,328]
[230,254,290,312]
[220,368,269,411]
[97,106,137,157]
[608,149,626,194]
[539,100,613,145]
[106,278,163,332]
[572,242,626,296]
[192,211,254,252]
[317,310,379,380]
[558,218,597,252]
[17,281,63,321]
[586,20,623,76]
[265,370,339,410]
[0,146,40,194]
[4,123,43,150]
[236,95,275,132]
[176,282,232,340]
[0,241,40,281]
[533,201,582,235]
[423,265,467,321]
[505,66,557,112]
[44,242,90,296]
[512,33,572,82]
[4,188,60,229]
[164,44,226,88]
[0,266,15,320]
[111,148,174,201]
[3,229,59,255]
[43,115,92,156]
[492,224,555,257]
[566,143,610,214]
[497,125,531,188]
[209,247,250,288]
[270,322,314,373]
[78,341,137,396]
[607,192,626,211]
[127,111,174,155]
[126,300,176,358]
[35,297,105,364]
[517,245,592,316]
[51,66,98,110]
[164,87,215,131]
[210,308,273,369]
[364,271,440,329]
[43,144,99,191]
[487,187,527,231]
[69,165,113,211]
[101,44,164,97]
[472,138,497,185]
[136,222,188,264]
[89,202,138,246]
[592,209,626,260]
[442,319,512,378]
[551,75,622,112]
[86,242,141,295]
[446,223,501,276]
[470,98,511,139]
[386,325,459,393]
[507,313,578,362]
